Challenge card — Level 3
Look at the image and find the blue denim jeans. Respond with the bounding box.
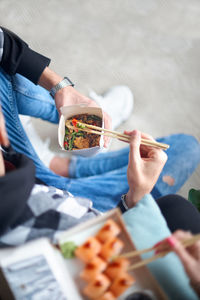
[0,68,200,211]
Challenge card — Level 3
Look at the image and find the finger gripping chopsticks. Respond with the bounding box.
[66,120,169,150]
[113,234,200,271]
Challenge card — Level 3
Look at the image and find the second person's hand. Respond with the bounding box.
[169,230,200,296]
[126,130,167,208]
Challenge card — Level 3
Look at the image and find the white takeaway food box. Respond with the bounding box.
[58,104,104,157]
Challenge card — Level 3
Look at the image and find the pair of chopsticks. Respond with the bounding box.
[65,121,169,150]
[114,234,200,271]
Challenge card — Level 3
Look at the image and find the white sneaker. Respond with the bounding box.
[89,85,134,130]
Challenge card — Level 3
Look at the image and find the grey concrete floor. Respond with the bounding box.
[1,0,200,198]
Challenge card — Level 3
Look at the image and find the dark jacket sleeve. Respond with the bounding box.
[0,27,51,84]
[0,150,35,236]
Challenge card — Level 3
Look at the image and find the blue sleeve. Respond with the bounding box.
[123,194,198,300]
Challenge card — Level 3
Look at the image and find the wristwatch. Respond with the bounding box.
[50,77,74,98]
[118,194,129,213]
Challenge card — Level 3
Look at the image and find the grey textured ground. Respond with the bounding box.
[1,0,200,198]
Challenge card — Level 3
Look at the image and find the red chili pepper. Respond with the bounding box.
[72,118,78,127]
[64,141,68,148]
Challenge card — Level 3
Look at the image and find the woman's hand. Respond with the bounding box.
[169,230,200,296]
[126,130,167,207]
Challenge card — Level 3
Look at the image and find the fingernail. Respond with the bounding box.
[166,236,176,248]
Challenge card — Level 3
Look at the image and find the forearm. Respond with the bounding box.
[38,66,74,111]
[38,67,62,90]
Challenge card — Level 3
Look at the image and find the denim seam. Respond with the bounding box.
[15,90,56,106]
[7,76,36,155]
[12,76,53,103]
[14,89,54,103]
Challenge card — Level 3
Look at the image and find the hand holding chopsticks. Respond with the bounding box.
[113,234,200,271]
[66,120,169,150]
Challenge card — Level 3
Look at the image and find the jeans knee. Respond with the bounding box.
[170,134,200,157]
[184,134,200,156]
[179,134,200,169]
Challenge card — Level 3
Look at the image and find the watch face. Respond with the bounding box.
[64,77,74,86]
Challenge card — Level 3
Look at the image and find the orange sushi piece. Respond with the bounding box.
[104,257,130,280]
[75,237,102,263]
[110,273,135,297]
[80,256,107,281]
[99,237,124,261]
[96,291,116,300]
[96,219,121,243]
[83,273,111,299]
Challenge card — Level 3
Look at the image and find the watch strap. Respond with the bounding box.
[50,76,74,98]
[118,194,129,213]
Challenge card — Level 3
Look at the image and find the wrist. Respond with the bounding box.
[50,77,74,99]
[38,67,62,91]
[54,85,74,110]
[55,85,74,97]
[126,189,145,208]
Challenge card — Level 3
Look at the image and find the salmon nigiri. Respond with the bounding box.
[75,237,102,263]
[80,256,107,281]
[110,273,135,297]
[96,219,121,243]
[83,273,111,299]
[104,257,130,280]
[96,291,116,300]
[99,237,124,261]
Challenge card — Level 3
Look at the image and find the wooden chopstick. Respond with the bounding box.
[65,121,169,150]
[119,234,200,271]
[121,234,200,260]
[67,124,130,142]
[114,246,155,260]
[128,251,168,271]
[181,234,200,247]
[73,121,169,149]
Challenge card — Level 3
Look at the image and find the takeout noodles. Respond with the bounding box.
[64,114,102,151]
